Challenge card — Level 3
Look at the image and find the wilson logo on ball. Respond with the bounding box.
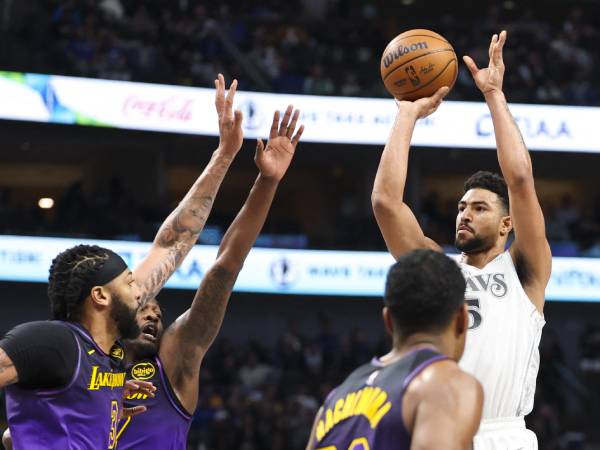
[382,42,429,68]
[380,29,457,101]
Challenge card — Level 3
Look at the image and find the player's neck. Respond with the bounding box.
[79,313,120,355]
[383,333,453,364]
[460,243,505,269]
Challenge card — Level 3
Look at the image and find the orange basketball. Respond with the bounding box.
[380,29,458,101]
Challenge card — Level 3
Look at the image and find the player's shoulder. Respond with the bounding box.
[402,359,483,432]
[407,359,482,402]
[5,320,73,336]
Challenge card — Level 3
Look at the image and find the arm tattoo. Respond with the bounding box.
[0,348,18,385]
[155,194,214,248]
[138,153,233,301]
[139,195,213,301]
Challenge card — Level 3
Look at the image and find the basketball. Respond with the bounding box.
[380,29,458,101]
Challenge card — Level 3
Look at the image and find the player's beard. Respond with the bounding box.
[455,231,494,254]
[111,293,140,340]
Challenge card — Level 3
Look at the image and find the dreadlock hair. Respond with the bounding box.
[464,171,509,213]
[48,245,112,321]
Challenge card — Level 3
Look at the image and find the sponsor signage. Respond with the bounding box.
[0,235,598,301]
[0,71,599,152]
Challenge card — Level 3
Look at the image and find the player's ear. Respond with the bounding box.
[499,214,512,237]
[382,307,394,337]
[455,304,468,337]
[89,286,110,308]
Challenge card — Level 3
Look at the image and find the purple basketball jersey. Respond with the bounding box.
[311,348,447,450]
[116,357,192,450]
[5,322,127,450]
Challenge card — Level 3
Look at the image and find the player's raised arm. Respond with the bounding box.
[371,88,448,260]
[158,106,304,413]
[407,363,483,450]
[133,74,244,302]
[464,31,551,312]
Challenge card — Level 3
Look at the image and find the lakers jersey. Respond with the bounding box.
[311,348,447,450]
[458,250,545,420]
[116,357,192,450]
[5,322,126,450]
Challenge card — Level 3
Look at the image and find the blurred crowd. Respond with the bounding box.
[2,0,600,105]
[1,180,599,256]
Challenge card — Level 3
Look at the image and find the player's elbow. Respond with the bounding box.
[505,166,533,187]
[371,191,396,216]
[212,256,243,278]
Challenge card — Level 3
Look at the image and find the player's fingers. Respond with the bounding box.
[291,124,305,148]
[233,109,243,129]
[123,406,147,418]
[495,30,507,62]
[488,34,497,60]
[287,109,300,139]
[279,105,293,136]
[214,75,224,109]
[128,380,156,394]
[432,86,450,102]
[225,79,238,108]
[462,56,479,76]
[270,110,280,139]
[256,138,265,158]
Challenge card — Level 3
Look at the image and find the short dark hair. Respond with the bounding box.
[48,245,113,320]
[384,249,465,338]
[464,170,509,212]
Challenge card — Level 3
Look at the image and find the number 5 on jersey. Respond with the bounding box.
[467,298,482,330]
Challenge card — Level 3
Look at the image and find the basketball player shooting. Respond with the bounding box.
[371,31,551,450]
[114,105,304,449]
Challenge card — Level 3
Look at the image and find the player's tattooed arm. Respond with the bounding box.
[371,88,447,259]
[133,74,244,302]
[160,106,304,413]
[0,348,18,387]
[465,31,551,311]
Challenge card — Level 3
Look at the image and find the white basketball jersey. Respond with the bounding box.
[457,251,545,420]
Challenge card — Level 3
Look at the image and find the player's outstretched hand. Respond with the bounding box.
[396,86,449,120]
[120,380,157,419]
[255,105,304,182]
[463,30,506,96]
[215,73,244,158]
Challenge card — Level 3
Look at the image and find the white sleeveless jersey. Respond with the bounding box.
[457,251,545,420]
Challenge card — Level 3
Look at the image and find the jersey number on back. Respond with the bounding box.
[467,298,482,330]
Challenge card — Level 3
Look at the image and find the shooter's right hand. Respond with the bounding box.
[395,86,449,120]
